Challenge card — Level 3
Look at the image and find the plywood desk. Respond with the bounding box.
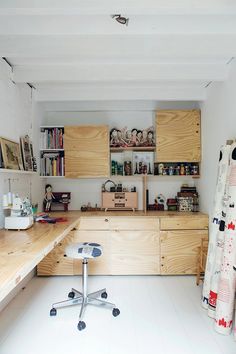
[0,214,80,303]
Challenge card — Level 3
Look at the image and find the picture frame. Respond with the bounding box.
[20,135,33,171]
[29,140,37,172]
[0,137,23,170]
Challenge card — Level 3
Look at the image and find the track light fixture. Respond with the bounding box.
[111,14,129,26]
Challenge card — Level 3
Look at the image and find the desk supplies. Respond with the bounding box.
[35,213,67,223]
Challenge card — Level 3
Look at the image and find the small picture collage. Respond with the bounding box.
[0,135,37,172]
[110,126,155,148]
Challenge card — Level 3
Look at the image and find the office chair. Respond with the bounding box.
[50,242,120,331]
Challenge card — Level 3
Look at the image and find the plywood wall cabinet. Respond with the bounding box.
[64,125,110,178]
[156,109,201,162]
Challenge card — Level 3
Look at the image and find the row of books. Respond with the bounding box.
[40,128,64,149]
[40,152,64,176]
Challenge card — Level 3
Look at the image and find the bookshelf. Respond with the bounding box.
[40,126,65,177]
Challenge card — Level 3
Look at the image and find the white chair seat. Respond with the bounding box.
[66,242,102,259]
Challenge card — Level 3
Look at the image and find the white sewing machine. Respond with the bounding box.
[5,196,34,230]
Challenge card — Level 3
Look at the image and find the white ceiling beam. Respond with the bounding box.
[0,0,235,15]
[35,84,206,102]
[0,15,235,35]
[13,63,227,83]
[1,34,236,59]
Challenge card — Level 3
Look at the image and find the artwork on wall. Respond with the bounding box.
[110,126,155,148]
[29,140,37,172]
[20,135,33,171]
[0,137,23,170]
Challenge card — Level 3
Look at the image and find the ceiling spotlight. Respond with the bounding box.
[111,14,129,26]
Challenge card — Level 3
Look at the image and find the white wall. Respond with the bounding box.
[0,59,43,228]
[199,59,236,213]
[43,105,197,210]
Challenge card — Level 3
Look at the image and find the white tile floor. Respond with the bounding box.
[0,275,235,354]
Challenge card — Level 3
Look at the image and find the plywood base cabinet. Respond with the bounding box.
[37,214,208,276]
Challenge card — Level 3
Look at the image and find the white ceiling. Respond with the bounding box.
[1,0,236,104]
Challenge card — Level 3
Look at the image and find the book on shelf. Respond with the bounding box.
[40,151,64,176]
[40,127,64,149]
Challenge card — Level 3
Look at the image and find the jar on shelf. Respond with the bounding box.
[169,165,174,176]
[185,165,190,175]
[191,165,199,175]
[180,164,185,175]
[158,163,164,175]
[124,161,132,175]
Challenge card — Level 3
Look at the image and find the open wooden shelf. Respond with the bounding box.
[40,176,64,178]
[0,168,37,175]
[40,148,64,152]
[110,174,200,179]
[110,146,155,152]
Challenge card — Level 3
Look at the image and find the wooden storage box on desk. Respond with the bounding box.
[101,192,138,211]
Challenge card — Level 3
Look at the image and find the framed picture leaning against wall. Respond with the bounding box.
[20,135,33,171]
[0,137,23,170]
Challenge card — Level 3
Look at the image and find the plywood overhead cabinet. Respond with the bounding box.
[64,125,110,178]
[156,110,201,162]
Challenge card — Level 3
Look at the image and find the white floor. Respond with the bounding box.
[0,275,235,354]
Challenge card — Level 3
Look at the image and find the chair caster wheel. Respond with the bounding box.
[112,308,120,317]
[50,308,57,316]
[101,291,108,299]
[68,291,75,299]
[77,321,86,331]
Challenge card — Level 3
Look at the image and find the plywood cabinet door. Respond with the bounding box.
[156,110,201,162]
[160,230,208,275]
[64,125,110,178]
[110,230,160,275]
[37,231,75,275]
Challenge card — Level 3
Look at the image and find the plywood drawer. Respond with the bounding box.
[160,216,208,230]
[160,230,208,275]
[109,217,159,230]
[110,230,160,274]
[37,231,75,275]
[79,217,110,230]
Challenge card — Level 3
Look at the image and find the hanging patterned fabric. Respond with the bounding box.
[202,145,231,309]
[208,146,231,318]
[215,142,236,335]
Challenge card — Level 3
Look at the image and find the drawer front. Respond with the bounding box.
[109,217,159,230]
[37,231,75,275]
[160,216,208,230]
[160,230,208,275]
[110,230,160,274]
[79,217,110,230]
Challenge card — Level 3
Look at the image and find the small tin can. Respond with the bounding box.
[124,161,132,175]
[169,166,174,175]
[192,165,199,175]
